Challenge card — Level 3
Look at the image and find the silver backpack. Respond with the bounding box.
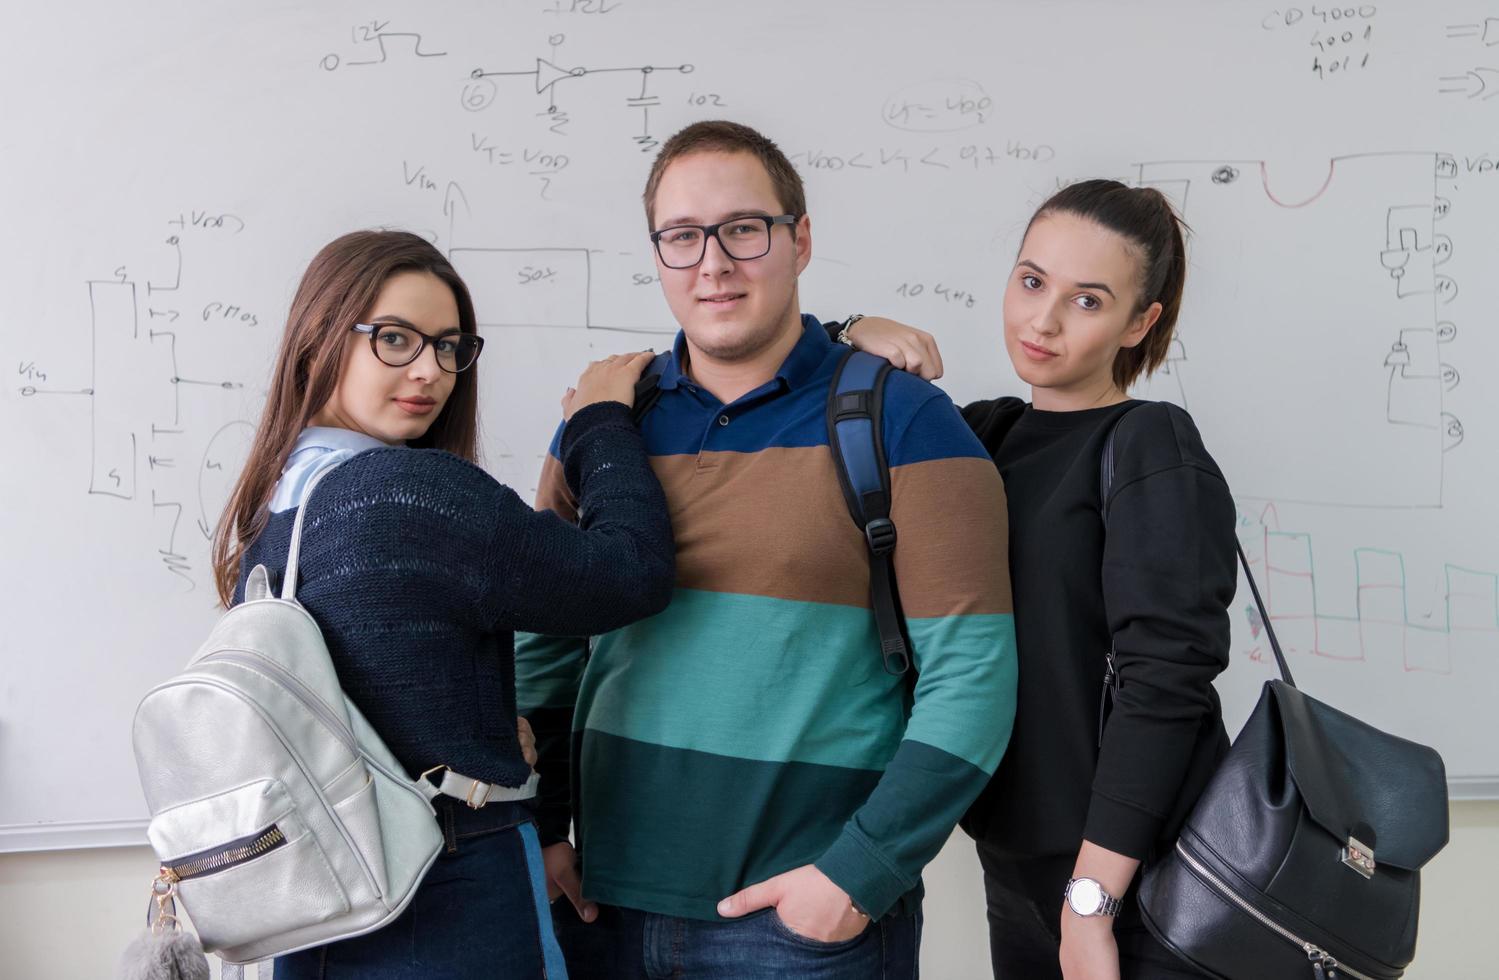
[131,465,535,968]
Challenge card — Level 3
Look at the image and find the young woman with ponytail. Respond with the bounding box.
[840,180,1235,979]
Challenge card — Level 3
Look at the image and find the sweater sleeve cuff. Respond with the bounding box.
[534,809,572,849]
[814,826,915,920]
[1082,790,1165,861]
[558,400,633,457]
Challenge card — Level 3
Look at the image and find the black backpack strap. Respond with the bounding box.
[827,348,911,676]
[630,352,671,425]
[1098,405,1145,531]
[1097,407,1140,745]
[1098,405,1295,710]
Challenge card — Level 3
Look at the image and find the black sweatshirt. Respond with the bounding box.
[956,397,1238,865]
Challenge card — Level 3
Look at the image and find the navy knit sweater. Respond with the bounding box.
[235,401,674,789]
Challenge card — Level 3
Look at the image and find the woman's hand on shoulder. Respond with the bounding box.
[844,317,944,380]
[562,350,656,420]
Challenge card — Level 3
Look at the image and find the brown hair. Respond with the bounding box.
[1027,179,1189,391]
[642,120,807,229]
[210,230,480,606]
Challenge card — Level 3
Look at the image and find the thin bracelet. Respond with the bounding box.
[836,314,865,347]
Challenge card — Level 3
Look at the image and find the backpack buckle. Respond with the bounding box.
[419,764,451,797]
[834,390,872,423]
[465,779,493,809]
[1341,837,1376,878]
[865,518,897,556]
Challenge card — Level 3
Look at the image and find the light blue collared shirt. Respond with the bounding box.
[268,426,394,514]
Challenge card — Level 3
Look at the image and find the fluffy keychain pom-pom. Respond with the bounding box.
[117,928,211,980]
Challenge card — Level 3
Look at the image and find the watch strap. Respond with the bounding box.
[1065,877,1122,917]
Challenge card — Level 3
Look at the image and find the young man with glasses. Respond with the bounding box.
[516,121,1018,978]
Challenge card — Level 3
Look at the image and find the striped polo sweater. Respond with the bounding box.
[516,316,1017,921]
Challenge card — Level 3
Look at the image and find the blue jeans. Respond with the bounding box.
[553,899,921,979]
[274,799,567,979]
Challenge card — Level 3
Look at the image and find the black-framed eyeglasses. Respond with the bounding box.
[649,214,798,270]
[352,321,485,373]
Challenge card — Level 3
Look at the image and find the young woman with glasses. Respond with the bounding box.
[210,229,675,979]
[834,181,1235,980]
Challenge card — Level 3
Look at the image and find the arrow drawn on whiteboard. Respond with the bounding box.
[444,181,470,248]
[442,181,470,218]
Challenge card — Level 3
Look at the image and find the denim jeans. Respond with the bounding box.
[552,898,922,979]
[273,799,568,979]
[976,842,1204,980]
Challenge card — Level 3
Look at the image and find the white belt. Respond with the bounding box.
[418,764,539,808]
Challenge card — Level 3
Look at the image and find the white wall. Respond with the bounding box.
[2,802,1491,979]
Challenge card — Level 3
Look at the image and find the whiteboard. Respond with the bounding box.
[3,0,1496,851]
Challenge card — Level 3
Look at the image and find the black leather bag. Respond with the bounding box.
[1136,542,1450,979]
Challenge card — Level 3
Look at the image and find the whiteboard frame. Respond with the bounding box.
[5,780,1496,853]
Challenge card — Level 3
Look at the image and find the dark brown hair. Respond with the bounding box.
[1027,179,1189,390]
[211,230,480,606]
[642,120,807,229]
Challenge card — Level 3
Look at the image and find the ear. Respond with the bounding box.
[1120,300,1162,350]
[793,213,812,276]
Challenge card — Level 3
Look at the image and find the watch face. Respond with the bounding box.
[1068,878,1104,916]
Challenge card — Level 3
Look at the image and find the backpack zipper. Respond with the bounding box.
[161,824,287,881]
[199,649,358,754]
[1173,841,1383,980]
[158,676,383,897]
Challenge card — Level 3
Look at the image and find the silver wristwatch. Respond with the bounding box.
[835,313,865,347]
[1064,877,1122,918]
